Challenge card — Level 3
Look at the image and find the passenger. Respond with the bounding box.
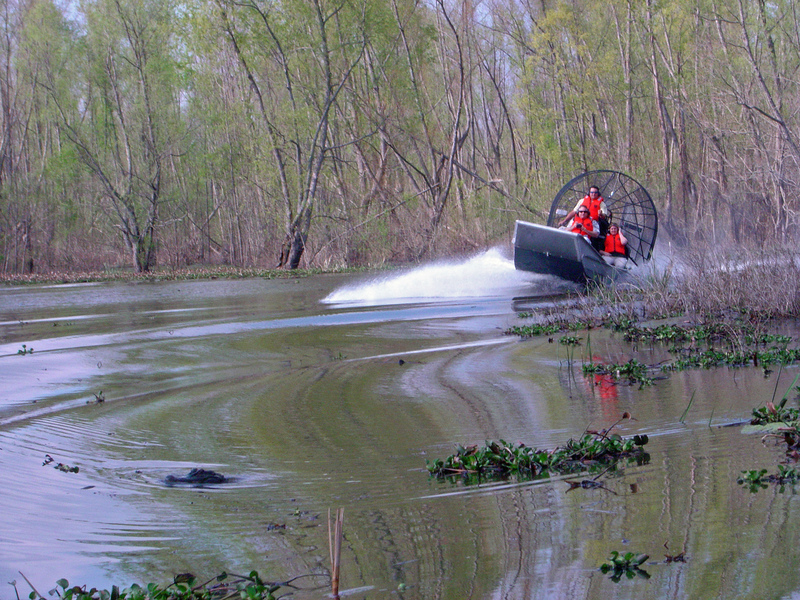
[566,207,598,240]
[601,223,628,267]
[558,186,610,233]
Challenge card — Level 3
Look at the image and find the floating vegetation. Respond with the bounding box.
[737,465,800,493]
[612,319,792,347]
[750,400,800,425]
[505,320,595,338]
[737,388,800,492]
[42,454,79,474]
[506,322,568,338]
[616,322,720,344]
[613,321,748,346]
[17,571,289,600]
[17,344,33,355]
[599,551,650,582]
[583,358,656,387]
[427,419,649,483]
[665,347,800,372]
[508,311,800,387]
[737,469,769,492]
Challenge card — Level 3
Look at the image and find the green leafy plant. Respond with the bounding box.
[599,551,650,582]
[505,322,567,338]
[18,571,284,600]
[583,358,655,387]
[427,418,649,483]
[737,469,769,493]
[559,335,581,346]
[773,464,800,485]
[750,401,800,425]
[736,465,800,493]
[508,311,800,387]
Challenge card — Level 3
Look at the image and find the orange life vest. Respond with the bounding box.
[581,195,604,221]
[604,233,626,255]
[570,215,594,238]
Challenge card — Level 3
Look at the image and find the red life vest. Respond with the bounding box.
[581,195,604,221]
[604,233,626,255]
[570,215,594,238]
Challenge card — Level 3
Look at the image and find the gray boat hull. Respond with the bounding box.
[513,220,621,284]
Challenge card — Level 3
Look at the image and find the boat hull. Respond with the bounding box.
[513,220,620,284]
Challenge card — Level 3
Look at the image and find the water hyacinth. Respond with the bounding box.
[17,571,284,600]
[427,424,650,483]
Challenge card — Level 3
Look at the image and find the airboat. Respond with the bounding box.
[513,170,658,284]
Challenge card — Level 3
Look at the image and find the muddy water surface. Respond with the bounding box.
[1,250,799,600]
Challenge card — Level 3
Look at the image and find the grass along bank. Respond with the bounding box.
[0,265,381,286]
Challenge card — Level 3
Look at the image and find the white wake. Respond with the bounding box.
[322,248,561,306]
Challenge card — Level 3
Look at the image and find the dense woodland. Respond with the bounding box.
[0,0,797,273]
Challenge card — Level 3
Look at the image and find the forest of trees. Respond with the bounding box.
[0,0,798,274]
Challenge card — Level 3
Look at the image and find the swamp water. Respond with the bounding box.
[1,249,799,600]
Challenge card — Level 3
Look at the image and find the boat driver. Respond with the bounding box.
[558,186,609,232]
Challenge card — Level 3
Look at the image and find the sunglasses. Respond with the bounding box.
[589,191,599,195]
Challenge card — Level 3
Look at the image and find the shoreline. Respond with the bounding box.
[0,265,380,286]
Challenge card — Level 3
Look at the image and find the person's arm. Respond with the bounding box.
[559,209,577,227]
[559,199,585,227]
[619,230,628,245]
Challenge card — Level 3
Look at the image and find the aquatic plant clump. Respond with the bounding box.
[505,321,592,338]
[426,431,649,483]
[737,465,800,493]
[19,571,283,600]
[612,321,792,348]
[509,309,800,385]
[663,346,800,372]
[583,359,656,387]
[599,551,651,582]
[750,401,800,425]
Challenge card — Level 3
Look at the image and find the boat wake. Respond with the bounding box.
[322,247,573,306]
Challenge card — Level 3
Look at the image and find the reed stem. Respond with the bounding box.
[328,507,344,598]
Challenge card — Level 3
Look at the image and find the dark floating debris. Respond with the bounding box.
[43,454,79,474]
[165,468,229,486]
